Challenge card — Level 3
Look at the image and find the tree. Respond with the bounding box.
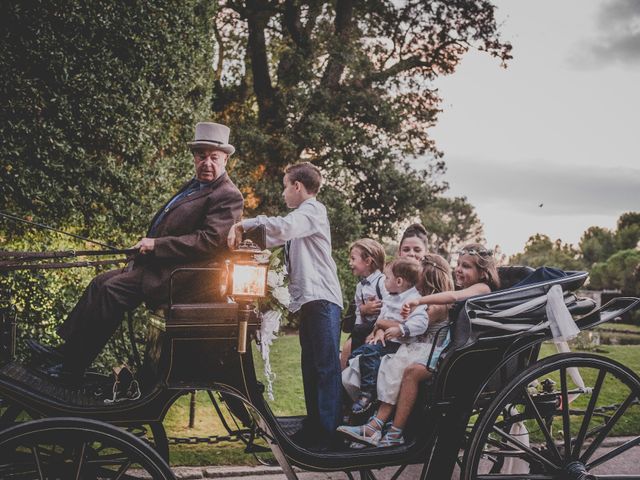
[579,226,616,267]
[589,249,640,296]
[419,196,484,258]
[510,234,584,271]
[614,212,640,252]
[0,0,215,244]
[212,0,511,241]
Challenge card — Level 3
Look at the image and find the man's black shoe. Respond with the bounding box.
[26,339,65,365]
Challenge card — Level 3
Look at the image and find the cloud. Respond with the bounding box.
[570,0,640,68]
[442,156,640,217]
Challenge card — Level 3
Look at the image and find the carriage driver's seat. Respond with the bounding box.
[138,227,267,390]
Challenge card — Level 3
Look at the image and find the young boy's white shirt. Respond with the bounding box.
[241,197,343,312]
[378,286,428,343]
[354,270,386,326]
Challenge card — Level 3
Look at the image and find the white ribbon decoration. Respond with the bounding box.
[257,309,281,401]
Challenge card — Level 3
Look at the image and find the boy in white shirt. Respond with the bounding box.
[228,162,343,449]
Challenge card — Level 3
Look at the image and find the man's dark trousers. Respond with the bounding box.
[57,267,144,374]
[351,341,401,397]
[298,299,342,441]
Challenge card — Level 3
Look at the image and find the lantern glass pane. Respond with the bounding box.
[232,264,267,297]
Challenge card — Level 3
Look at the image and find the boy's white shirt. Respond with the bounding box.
[354,270,386,326]
[242,197,343,313]
[378,286,428,343]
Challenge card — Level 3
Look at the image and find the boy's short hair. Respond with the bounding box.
[350,238,386,273]
[284,162,322,194]
[386,257,421,286]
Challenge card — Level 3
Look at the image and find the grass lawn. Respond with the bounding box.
[165,333,640,466]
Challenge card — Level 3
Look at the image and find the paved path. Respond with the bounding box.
[165,439,639,479]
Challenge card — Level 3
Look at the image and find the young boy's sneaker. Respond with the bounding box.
[351,393,374,414]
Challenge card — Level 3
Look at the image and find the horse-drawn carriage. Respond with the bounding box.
[0,228,639,479]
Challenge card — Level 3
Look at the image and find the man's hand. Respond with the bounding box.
[368,328,386,346]
[384,326,402,340]
[133,238,155,255]
[401,298,420,318]
[360,296,382,316]
[227,222,244,249]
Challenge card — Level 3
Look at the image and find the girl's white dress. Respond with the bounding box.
[376,323,450,405]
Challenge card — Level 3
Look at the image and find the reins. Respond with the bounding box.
[0,211,137,271]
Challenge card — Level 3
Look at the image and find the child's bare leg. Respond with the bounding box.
[340,338,352,370]
[376,402,394,423]
[392,363,432,430]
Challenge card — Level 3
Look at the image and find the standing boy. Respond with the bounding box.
[228,162,343,448]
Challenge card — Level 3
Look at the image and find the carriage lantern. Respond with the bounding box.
[230,239,268,353]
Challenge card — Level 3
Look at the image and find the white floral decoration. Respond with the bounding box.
[255,248,289,400]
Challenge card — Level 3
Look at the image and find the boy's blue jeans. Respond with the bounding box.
[299,299,342,437]
[351,341,401,397]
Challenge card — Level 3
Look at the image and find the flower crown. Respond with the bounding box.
[457,247,493,257]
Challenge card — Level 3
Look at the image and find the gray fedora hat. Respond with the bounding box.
[188,122,235,155]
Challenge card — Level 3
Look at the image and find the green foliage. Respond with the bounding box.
[0,0,215,241]
[212,1,511,239]
[579,226,616,267]
[419,196,484,258]
[589,249,640,295]
[509,234,584,271]
[615,226,640,252]
[0,0,216,362]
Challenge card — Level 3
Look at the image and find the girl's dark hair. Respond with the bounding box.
[400,223,429,249]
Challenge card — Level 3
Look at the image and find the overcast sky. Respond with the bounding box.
[420,0,640,256]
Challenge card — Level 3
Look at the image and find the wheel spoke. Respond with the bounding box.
[560,367,572,457]
[522,386,562,464]
[73,441,88,480]
[31,445,44,480]
[113,460,133,480]
[587,435,640,470]
[491,425,559,471]
[572,368,607,459]
[581,392,637,463]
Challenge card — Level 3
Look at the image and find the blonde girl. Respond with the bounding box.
[402,243,500,315]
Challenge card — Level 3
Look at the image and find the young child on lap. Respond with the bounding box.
[341,257,426,416]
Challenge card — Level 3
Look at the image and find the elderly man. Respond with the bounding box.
[31,122,244,381]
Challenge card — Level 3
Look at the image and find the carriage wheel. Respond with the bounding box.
[462,353,640,480]
[0,396,39,428]
[0,417,175,479]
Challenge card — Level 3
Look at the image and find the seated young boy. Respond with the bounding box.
[228,162,343,449]
[342,257,426,415]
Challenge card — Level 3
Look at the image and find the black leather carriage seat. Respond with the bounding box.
[497,265,535,289]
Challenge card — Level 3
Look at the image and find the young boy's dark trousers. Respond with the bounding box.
[351,341,401,397]
[299,299,342,441]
